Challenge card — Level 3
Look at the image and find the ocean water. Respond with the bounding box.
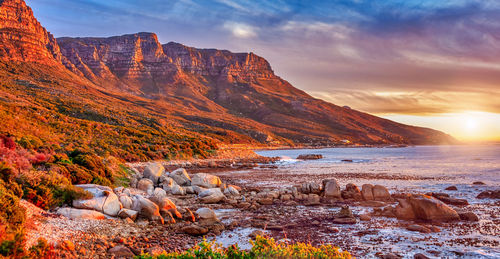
[220,145,500,258]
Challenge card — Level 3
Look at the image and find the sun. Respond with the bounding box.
[465,118,478,131]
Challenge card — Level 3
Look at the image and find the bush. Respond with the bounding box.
[0,165,26,258]
[136,236,352,259]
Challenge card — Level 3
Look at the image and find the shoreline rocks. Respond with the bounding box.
[297,154,323,160]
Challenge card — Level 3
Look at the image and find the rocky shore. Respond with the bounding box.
[23,159,498,258]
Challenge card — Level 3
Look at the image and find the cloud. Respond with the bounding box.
[223,22,257,38]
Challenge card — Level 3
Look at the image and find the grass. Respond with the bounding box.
[136,236,352,259]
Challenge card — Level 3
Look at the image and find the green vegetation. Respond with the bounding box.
[136,236,352,259]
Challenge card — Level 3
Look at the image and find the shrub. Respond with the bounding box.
[135,235,352,259]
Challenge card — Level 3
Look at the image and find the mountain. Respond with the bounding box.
[0,0,455,162]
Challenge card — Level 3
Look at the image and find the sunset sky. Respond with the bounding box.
[27,0,500,142]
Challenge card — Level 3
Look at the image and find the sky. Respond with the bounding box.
[26,0,500,141]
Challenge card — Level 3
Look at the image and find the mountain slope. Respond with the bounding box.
[0,0,455,162]
[57,33,454,145]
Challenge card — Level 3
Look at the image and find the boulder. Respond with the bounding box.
[394,198,416,220]
[445,186,458,191]
[118,209,138,221]
[322,179,341,198]
[414,253,430,259]
[171,185,186,196]
[406,224,431,233]
[181,225,208,236]
[361,184,374,200]
[224,186,240,196]
[191,173,222,188]
[119,195,133,209]
[459,212,479,221]
[196,208,218,223]
[198,188,225,204]
[137,178,154,194]
[73,186,122,216]
[170,168,191,186]
[476,190,500,199]
[149,196,181,218]
[359,214,371,221]
[192,185,208,194]
[57,208,106,220]
[143,162,165,184]
[396,194,460,222]
[185,186,195,194]
[108,245,134,257]
[257,197,274,205]
[153,188,167,198]
[296,154,323,160]
[342,183,362,200]
[372,185,391,201]
[131,195,163,224]
[304,194,320,206]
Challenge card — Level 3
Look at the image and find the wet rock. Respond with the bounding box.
[372,185,391,201]
[381,252,402,259]
[108,245,134,258]
[332,217,357,224]
[413,253,430,259]
[304,194,320,206]
[362,184,374,200]
[196,208,217,220]
[322,179,341,198]
[191,173,222,188]
[406,224,431,233]
[337,206,354,218]
[342,183,362,200]
[296,154,323,160]
[198,188,225,203]
[445,186,458,191]
[301,182,322,194]
[181,225,208,236]
[476,190,500,199]
[360,201,386,207]
[57,208,106,220]
[394,198,415,220]
[434,196,468,206]
[257,197,274,205]
[473,181,485,185]
[397,194,460,222]
[137,178,154,194]
[459,212,480,221]
[143,162,165,184]
[224,186,240,196]
[118,209,138,221]
[360,214,371,221]
[170,168,191,186]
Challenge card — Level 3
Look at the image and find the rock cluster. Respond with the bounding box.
[56,162,236,233]
[296,154,323,160]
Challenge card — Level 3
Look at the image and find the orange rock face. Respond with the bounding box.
[0,0,62,64]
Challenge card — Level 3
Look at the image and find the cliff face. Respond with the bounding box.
[0,0,456,145]
[0,0,62,64]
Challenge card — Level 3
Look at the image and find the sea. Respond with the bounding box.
[213,145,500,258]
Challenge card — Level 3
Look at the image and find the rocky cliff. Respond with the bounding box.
[0,0,456,146]
[0,0,62,64]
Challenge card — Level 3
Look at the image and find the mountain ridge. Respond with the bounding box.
[0,0,456,156]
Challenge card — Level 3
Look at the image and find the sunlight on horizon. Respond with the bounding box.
[381,111,500,142]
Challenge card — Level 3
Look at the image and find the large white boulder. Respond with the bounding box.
[143,162,165,184]
[73,185,122,216]
[191,173,222,188]
[137,178,155,194]
[198,188,225,204]
[119,195,133,209]
[170,168,191,186]
[131,195,163,224]
[57,208,106,220]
